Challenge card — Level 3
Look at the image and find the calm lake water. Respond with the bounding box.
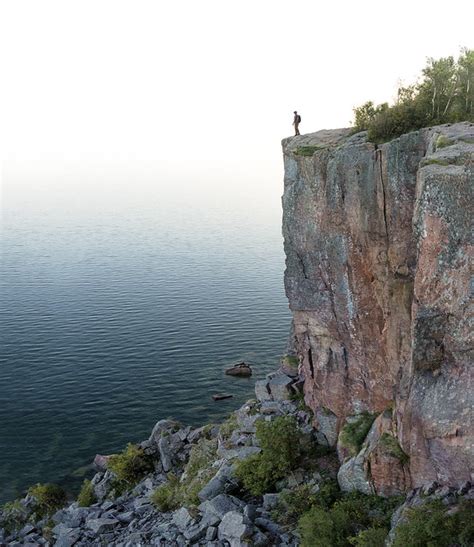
[0,168,290,503]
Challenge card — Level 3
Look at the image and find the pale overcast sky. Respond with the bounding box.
[1,0,473,185]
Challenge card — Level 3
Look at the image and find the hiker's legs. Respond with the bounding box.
[295,123,300,136]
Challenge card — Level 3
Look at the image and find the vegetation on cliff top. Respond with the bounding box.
[353,48,474,142]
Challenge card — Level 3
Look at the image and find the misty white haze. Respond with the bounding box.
[1,0,473,188]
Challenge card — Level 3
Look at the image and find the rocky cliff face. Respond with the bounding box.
[282,122,473,492]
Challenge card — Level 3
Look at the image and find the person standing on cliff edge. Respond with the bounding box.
[293,110,301,136]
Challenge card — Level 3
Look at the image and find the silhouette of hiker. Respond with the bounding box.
[293,111,301,136]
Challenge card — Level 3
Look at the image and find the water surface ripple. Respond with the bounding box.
[0,176,290,502]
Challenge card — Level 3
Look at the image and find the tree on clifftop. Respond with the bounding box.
[353,48,474,142]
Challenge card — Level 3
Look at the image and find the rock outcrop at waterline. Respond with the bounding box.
[282,122,474,493]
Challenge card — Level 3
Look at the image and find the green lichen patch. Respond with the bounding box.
[421,157,450,167]
[436,134,454,149]
[294,145,326,156]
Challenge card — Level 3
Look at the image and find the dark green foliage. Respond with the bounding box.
[353,48,474,142]
[285,355,299,366]
[393,500,474,547]
[27,483,67,519]
[77,479,96,507]
[298,491,402,547]
[0,500,28,534]
[273,480,341,527]
[378,433,409,464]
[339,412,377,457]
[349,527,388,546]
[107,443,155,494]
[235,416,305,495]
[421,158,450,167]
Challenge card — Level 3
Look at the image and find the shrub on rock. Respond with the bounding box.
[28,483,67,519]
[298,491,401,547]
[235,416,304,495]
[107,443,154,494]
[339,413,377,458]
[77,479,96,507]
[393,499,474,547]
[152,474,180,512]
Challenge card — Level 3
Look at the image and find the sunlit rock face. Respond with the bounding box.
[281,122,473,490]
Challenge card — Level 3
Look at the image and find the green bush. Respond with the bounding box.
[27,483,67,519]
[393,500,474,547]
[107,443,154,494]
[151,474,180,511]
[349,527,388,546]
[339,413,377,457]
[298,491,402,547]
[235,416,305,495]
[273,480,341,527]
[77,479,96,507]
[299,505,339,547]
[0,500,29,534]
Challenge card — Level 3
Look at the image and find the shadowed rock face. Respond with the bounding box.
[281,122,473,489]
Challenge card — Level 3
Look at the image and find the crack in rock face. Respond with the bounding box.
[281,122,474,491]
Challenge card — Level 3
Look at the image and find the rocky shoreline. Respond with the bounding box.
[1,366,473,546]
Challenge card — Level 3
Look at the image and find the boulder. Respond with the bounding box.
[198,464,236,501]
[268,374,294,401]
[199,494,243,519]
[86,517,120,534]
[172,507,194,531]
[218,511,253,546]
[315,407,338,447]
[93,454,111,470]
[255,380,272,402]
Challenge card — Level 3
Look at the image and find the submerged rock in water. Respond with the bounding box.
[212,393,234,401]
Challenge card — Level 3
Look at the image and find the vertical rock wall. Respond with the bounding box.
[281,123,473,490]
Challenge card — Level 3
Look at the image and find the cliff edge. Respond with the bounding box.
[282,122,473,494]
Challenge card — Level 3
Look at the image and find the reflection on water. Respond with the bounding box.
[0,169,290,502]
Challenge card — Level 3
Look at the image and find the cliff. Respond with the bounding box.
[282,122,474,493]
